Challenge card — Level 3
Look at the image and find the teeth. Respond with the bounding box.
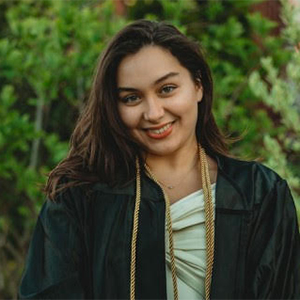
[149,123,172,134]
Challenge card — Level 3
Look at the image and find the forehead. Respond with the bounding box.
[117,46,188,87]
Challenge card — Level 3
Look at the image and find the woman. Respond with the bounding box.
[19,20,300,299]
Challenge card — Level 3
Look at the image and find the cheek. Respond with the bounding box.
[176,97,199,125]
[175,93,199,115]
[118,106,139,129]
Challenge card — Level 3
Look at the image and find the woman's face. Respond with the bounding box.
[117,46,203,156]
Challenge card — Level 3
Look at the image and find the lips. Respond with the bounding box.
[144,122,174,139]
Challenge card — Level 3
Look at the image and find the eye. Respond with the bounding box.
[120,94,141,104]
[160,85,176,95]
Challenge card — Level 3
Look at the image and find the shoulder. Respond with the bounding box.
[218,155,281,183]
[216,155,288,206]
[41,178,94,225]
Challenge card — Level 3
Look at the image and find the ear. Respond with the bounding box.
[195,79,203,103]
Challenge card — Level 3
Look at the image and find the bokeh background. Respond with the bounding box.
[0,0,299,298]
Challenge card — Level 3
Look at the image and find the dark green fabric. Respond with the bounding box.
[18,156,300,299]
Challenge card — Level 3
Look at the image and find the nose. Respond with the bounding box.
[143,97,164,122]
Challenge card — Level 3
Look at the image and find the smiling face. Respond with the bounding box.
[117,46,203,157]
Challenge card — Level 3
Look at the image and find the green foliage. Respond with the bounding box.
[195,2,286,158]
[248,0,300,220]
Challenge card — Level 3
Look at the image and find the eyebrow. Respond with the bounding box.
[117,72,179,93]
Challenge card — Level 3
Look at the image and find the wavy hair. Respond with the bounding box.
[45,19,230,200]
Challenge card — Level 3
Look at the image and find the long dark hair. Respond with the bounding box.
[45,19,230,200]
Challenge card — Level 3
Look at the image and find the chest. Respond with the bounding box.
[157,162,218,205]
[87,191,251,299]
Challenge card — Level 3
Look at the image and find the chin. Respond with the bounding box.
[142,141,183,157]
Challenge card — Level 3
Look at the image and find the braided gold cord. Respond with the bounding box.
[130,158,141,300]
[130,146,215,300]
[200,147,215,300]
[145,164,179,300]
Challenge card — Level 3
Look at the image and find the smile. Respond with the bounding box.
[149,123,172,134]
[144,122,174,139]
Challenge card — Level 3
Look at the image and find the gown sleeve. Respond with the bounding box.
[18,189,86,299]
[246,179,300,299]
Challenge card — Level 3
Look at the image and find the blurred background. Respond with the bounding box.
[0,0,299,298]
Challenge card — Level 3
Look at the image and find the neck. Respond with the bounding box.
[145,140,199,173]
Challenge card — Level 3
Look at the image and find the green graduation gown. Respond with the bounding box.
[18,155,300,299]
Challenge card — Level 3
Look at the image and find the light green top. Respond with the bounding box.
[166,184,216,300]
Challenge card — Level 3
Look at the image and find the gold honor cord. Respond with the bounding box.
[130,158,141,300]
[200,147,215,300]
[144,165,179,300]
[130,147,215,300]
